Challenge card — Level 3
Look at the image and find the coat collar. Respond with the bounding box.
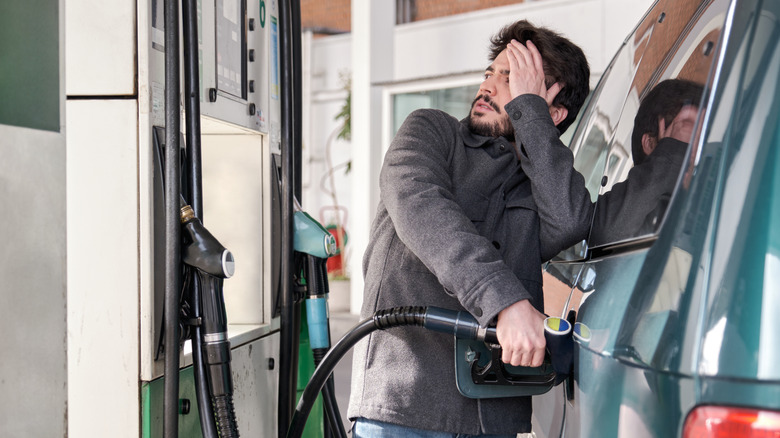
[459,118,516,161]
[459,118,493,148]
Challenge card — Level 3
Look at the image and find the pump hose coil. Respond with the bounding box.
[213,394,239,438]
[372,306,427,329]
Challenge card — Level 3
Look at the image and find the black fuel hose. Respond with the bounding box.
[287,318,373,438]
[189,272,219,438]
[312,349,347,438]
[286,306,496,438]
[278,0,299,432]
[163,0,181,436]
[180,0,217,433]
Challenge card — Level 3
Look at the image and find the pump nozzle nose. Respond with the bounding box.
[222,250,235,277]
[180,204,235,278]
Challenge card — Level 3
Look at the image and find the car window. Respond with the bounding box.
[566,0,723,250]
[606,0,732,356]
[544,0,731,344]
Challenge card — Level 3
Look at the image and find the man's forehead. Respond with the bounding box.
[486,50,511,74]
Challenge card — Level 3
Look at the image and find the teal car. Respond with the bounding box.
[528,0,780,436]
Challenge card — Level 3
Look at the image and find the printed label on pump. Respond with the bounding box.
[271,16,279,100]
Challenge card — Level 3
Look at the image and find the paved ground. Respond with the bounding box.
[329,310,362,431]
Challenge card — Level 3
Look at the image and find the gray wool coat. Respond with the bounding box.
[347,94,592,435]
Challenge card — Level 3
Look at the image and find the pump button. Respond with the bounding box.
[222,250,236,278]
[179,399,191,415]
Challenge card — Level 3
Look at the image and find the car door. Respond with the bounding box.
[532,0,730,436]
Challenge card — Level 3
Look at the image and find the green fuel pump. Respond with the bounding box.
[291,201,347,438]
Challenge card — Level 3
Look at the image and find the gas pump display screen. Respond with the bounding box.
[216,0,247,99]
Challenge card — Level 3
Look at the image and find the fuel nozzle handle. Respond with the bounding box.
[425,307,571,376]
[197,270,238,437]
[422,307,498,344]
[180,204,235,278]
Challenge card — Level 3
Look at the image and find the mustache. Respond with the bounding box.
[472,94,501,113]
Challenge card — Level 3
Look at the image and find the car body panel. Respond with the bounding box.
[531,0,780,436]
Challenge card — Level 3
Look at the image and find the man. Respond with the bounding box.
[589,78,704,245]
[348,20,591,436]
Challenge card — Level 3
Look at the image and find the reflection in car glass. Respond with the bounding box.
[579,0,722,248]
[589,79,705,246]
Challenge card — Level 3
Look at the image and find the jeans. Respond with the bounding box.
[353,418,519,438]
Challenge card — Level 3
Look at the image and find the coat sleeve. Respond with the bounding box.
[506,95,594,260]
[588,137,687,245]
[380,109,530,325]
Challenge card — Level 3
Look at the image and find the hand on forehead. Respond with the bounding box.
[504,39,562,106]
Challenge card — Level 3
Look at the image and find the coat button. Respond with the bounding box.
[499,144,506,151]
[473,308,483,317]
[512,110,522,120]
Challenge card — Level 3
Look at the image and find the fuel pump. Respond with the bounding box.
[292,202,348,438]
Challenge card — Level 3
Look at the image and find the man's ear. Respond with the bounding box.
[642,133,657,157]
[549,105,568,127]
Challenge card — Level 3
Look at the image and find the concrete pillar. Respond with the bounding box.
[349,0,395,313]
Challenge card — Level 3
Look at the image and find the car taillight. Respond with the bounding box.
[683,406,780,437]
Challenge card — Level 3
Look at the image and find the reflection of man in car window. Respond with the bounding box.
[589,79,705,245]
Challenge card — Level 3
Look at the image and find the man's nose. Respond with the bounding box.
[480,77,496,96]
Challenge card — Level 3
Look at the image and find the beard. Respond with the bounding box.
[467,94,515,142]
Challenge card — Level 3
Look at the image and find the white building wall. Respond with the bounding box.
[302,0,656,313]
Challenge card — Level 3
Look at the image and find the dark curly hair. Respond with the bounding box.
[488,20,591,134]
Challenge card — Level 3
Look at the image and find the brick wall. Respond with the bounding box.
[301,0,528,35]
[414,0,524,20]
[301,0,352,34]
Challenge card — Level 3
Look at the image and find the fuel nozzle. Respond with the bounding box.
[179,200,238,437]
[293,198,337,259]
[180,203,235,279]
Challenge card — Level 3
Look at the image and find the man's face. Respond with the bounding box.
[468,49,515,140]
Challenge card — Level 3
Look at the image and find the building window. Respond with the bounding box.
[397,0,416,24]
[392,84,479,134]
